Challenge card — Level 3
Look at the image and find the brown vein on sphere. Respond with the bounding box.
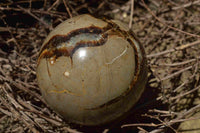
[85,21,142,110]
[106,20,142,91]
[127,38,140,88]
[38,26,110,63]
[42,26,105,51]
[46,58,51,77]
[86,39,140,110]
[129,29,146,65]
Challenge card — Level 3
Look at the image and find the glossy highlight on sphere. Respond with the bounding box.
[36,14,148,126]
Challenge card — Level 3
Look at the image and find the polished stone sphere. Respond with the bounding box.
[36,14,147,126]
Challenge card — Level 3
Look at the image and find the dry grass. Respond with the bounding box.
[0,0,200,132]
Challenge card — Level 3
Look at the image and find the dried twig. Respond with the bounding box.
[129,0,134,29]
[147,40,200,58]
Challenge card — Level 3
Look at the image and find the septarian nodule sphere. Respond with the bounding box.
[36,14,147,126]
